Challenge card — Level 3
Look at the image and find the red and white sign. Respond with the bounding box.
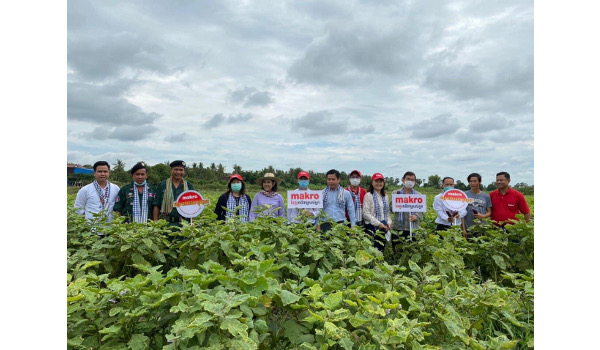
[392,194,427,212]
[287,190,323,209]
[174,190,210,218]
[440,189,473,211]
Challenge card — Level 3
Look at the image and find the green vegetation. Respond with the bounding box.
[67,193,533,349]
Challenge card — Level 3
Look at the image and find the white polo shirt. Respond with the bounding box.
[74,182,120,221]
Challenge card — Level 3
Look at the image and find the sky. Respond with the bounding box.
[67,0,534,185]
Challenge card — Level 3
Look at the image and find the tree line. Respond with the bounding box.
[67,160,534,194]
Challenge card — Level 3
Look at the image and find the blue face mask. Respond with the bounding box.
[443,186,454,192]
[135,180,147,186]
[298,180,309,188]
[231,183,242,192]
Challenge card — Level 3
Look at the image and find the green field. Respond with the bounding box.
[67,189,533,349]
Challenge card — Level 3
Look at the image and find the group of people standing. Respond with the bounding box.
[74,160,531,250]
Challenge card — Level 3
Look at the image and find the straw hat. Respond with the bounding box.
[256,172,281,186]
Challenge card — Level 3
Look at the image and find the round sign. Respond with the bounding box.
[174,190,210,218]
[440,189,472,211]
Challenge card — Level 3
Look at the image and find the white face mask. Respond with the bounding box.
[350,178,361,186]
[404,180,415,189]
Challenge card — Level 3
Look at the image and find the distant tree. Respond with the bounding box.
[233,164,242,174]
[427,175,442,189]
[416,179,423,186]
[147,163,171,186]
[455,180,468,191]
[486,182,496,191]
[111,159,129,183]
[82,164,92,169]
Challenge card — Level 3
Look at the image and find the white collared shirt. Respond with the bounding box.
[74,182,120,221]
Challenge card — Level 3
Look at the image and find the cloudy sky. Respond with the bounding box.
[67,0,533,185]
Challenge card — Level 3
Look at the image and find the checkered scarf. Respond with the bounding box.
[372,191,388,222]
[226,193,249,222]
[132,182,149,223]
[93,180,111,214]
[160,177,188,215]
[323,185,345,208]
[348,187,363,221]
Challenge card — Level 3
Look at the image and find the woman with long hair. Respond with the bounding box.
[362,173,392,252]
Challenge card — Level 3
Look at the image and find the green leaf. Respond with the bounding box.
[444,280,458,299]
[127,334,149,350]
[409,260,422,275]
[338,337,354,350]
[492,255,507,269]
[80,261,102,271]
[298,265,310,278]
[131,253,150,266]
[305,284,324,300]
[355,250,373,266]
[280,290,300,306]
[323,292,343,310]
[282,320,308,344]
[220,318,248,338]
[109,307,123,317]
[254,318,269,333]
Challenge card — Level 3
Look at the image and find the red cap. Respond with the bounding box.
[372,173,384,181]
[297,171,310,179]
[350,170,362,177]
[229,174,243,182]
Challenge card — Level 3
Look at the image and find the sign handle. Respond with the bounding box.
[409,213,413,240]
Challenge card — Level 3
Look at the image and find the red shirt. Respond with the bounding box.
[346,186,366,221]
[489,187,530,225]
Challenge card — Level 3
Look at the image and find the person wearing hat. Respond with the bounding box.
[214,174,252,222]
[362,173,392,252]
[113,162,158,223]
[74,161,120,226]
[346,169,366,226]
[249,173,285,221]
[287,170,320,225]
[153,160,195,226]
[320,169,356,232]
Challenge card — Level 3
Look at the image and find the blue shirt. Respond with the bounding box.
[321,186,356,226]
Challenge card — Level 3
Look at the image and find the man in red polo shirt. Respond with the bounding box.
[489,171,531,226]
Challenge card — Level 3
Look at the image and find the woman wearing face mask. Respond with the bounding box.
[346,170,366,226]
[215,174,252,222]
[391,171,424,239]
[363,173,392,252]
[113,162,158,223]
[249,173,286,222]
[287,171,320,225]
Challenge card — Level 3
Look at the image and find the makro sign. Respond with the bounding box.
[392,194,427,212]
[174,190,210,218]
[440,189,473,211]
[287,190,324,209]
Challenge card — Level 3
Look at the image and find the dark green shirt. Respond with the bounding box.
[155,179,195,220]
[113,183,158,222]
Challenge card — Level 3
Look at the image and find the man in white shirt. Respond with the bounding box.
[433,177,466,232]
[74,161,120,225]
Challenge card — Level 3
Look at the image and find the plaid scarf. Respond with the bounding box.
[132,182,149,223]
[93,180,111,213]
[260,190,279,198]
[323,185,345,208]
[347,187,363,221]
[372,191,388,222]
[226,193,249,222]
[160,178,188,215]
